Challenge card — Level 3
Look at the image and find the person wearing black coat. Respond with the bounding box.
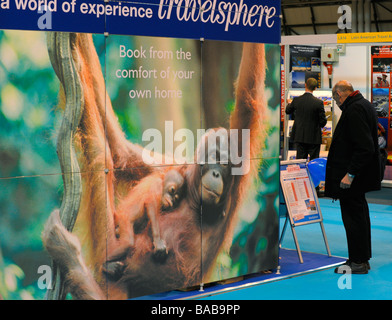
[286,77,327,160]
[325,80,381,274]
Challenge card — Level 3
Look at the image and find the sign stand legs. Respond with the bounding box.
[290,224,304,264]
[279,215,331,265]
[320,221,331,257]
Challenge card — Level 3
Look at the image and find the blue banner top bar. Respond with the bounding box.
[0,0,281,43]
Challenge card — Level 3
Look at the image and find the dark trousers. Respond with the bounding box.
[295,142,320,161]
[339,193,372,263]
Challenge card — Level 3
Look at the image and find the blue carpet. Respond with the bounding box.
[133,248,346,300]
[199,197,392,300]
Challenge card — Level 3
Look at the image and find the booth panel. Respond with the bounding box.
[103,165,203,299]
[0,30,73,178]
[0,31,108,178]
[199,41,281,283]
[0,171,104,300]
[200,157,280,284]
[200,39,242,131]
[104,34,202,168]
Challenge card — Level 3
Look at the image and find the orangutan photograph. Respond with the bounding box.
[0,30,280,300]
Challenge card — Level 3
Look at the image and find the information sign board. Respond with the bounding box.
[279,159,331,263]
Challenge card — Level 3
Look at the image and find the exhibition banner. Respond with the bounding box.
[0,0,281,43]
[0,0,281,301]
[0,30,280,299]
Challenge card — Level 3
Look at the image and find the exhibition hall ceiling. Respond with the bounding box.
[281,0,392,35]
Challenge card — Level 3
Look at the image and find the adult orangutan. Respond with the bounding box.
[42,33,267,299]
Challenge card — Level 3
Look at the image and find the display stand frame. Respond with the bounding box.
[279,159,331,263]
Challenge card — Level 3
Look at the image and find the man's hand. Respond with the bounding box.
[340,173,354,189]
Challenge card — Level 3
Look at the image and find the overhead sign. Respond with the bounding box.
[0,0,281,43]
[337,32,392,44]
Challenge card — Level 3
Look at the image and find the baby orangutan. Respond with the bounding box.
[103,169,185,280]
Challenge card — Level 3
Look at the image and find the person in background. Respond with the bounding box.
[381,73,389,87]
[378,123,387,181]
[325,80,381,274]
[286,77,327,161]
[374,76,383,88]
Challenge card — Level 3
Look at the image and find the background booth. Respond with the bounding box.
[281,32,392,187]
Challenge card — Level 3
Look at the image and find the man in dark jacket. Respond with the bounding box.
[325,80,381,274]
[286,77,327,160]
